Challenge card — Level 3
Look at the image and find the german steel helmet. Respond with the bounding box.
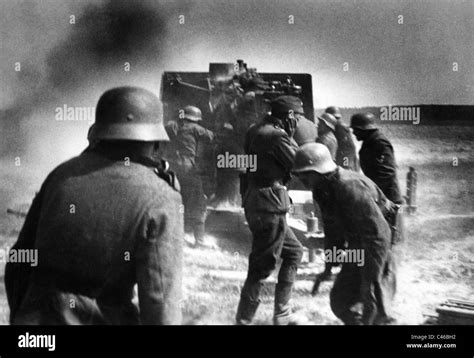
[325,106,342,120]
[292,143,337,174]
[183,106,202,122]
[88,86,169,142]
[350,112,377,130]
[317,112,337,131]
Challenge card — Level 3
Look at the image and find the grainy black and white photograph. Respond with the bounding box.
[0,0,473,354]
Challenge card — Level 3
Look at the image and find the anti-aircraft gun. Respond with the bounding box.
[160,59,314,207]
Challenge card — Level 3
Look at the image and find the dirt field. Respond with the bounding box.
[0,124,473,325]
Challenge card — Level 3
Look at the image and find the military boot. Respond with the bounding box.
[273,282,308,325]
[236,279,263,325]
[235,297,260,325]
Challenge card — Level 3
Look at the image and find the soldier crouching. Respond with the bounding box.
[293,143,397,325]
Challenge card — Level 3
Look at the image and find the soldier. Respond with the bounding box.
[236,96,304,325]
[350,112,402,203]
[165,106,214,247]
[5,86,183,325]
[292,104,318,146]
[313,112,339,273]
[350,112,404,244]
[312,108,358,292]
[325,106,359,171]
[316,112,338,160]
[292,143,398,325]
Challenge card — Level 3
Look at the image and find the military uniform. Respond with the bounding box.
[311,167,396,325]
[316,124,340,269]
[316,131,338,160]
[293,116,318,146]
[237,114,303,325]
[165,118,214,242]
[358,128,404,246]
[5,149,183,325]
[335,121,359,171]
[359,129,402,204]
[324,107,359,171]
[316,113,339,161]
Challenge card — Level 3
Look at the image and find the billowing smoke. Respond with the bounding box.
[0,0,190,157]
[0,0,189,209]
[46,0,168,92]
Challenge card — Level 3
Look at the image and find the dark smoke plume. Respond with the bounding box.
[1,0,182,156]
[46,0,168,91]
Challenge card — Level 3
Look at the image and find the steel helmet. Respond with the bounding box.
[88,86,168,142]
[292,143,337,174]
[183,106,202,122]
[325,106,342,120]
[317,112,337,132]
[350,112,377,130]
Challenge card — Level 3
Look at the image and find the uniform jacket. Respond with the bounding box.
[316,131,338,161]
[165,119,214,170]
[359,129,402,203]
[293,116,318,146]
[335,121,359,171]
[242,116,298,213]
[5,150,183,325]
[312,167,392,280]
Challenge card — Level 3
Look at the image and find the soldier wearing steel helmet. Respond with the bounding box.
[292,100,318,146]
[165,105,214,247]
[316,112,339,160]
[325,106,359,171]
[351,112,404,245]
[313,109,359,291]
[314,112,342,290]
[5,86,183,325]
[292,143,398,325]
[236,95,305,325]
[350,112,402,204]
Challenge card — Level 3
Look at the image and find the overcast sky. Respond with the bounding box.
[166,0,473,107]
[1,0,473,109]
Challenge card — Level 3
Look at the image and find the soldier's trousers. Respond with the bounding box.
[322,217,346,272]
[236,211,303,324]
[330,250,397,325]
[176,168,207,241]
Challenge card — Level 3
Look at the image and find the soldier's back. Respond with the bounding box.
[14,151,183,325]
[316,131,338,160]
[359,129,402,203]
[333,168,391,245]
[335,122,359,170]
[293,117,318,146]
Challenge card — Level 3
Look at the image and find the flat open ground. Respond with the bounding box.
[0,125,473,324]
